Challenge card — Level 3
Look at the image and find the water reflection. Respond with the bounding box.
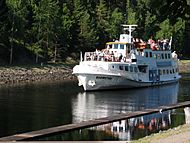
[72,83,179,140]
[0,79,186,141]
[72,83,179,123]
[94,110,173,140]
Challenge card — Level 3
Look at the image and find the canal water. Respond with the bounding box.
[0,74,190,141]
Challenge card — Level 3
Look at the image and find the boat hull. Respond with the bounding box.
[75,73,180,91]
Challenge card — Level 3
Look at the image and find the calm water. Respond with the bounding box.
[0,75,190,141]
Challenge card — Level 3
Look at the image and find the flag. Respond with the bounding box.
[169,36,172,50]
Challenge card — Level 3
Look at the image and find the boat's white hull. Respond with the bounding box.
[76,73,180,91]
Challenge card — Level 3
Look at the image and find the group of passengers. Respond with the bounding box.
[133,36,171,51]
[85,36,174,62]
[148,36,171,51]
[86,48,125,62]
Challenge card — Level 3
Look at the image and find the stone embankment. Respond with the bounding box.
[0,65,75,85]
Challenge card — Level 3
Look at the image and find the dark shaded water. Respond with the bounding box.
[0,75,190,141]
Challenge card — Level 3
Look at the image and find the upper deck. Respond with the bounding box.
[83,42,177,64]
[82,25,177,64]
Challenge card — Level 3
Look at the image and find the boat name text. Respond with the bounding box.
[96,76,112,80]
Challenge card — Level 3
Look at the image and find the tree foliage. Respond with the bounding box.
[0,0,189,65]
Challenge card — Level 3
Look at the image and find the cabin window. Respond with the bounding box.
[150,52,152,57]
[161,53,164,59]
[125,66,129,71]
[173,69,175,73]
[134,67,138,73]
[130,66,133,72]
[157,54,161,59]
[145,52,148,57]
[166,69,169,74]
[114,44,118,49]
[138,66,146,73]
[165,53,168,59]
[158,69,161,75]
[108,44,112,49]
[159,69,162,75]
[120,44,124,49]
[163,69,166,75]
[112,65,115,69]
[119,65,124,70]
[168,54,171,59]
[170,70,172,74]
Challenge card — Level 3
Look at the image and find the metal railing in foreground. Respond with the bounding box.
[0,101,190,141]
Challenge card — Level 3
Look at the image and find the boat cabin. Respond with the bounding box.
[106,41,132,58]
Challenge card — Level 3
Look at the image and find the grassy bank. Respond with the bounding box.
[133,124,190,143]
[178,60,190,73]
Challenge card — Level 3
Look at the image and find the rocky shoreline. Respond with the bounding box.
[0,65,76,85]
[0,60,189,86]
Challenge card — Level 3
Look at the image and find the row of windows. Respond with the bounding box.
[112,65,178,75]
[113,65,139,73]
[145,52,171,59]
[113,44,125,50]
[159,68,178,75]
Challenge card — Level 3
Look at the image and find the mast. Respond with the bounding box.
[121,25,137,43]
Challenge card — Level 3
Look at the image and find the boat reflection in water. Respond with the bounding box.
[72,83,179,140]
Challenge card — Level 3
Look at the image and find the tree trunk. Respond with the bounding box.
[184,20,190,57]
[36,53,39,63]
[54,46,57,63]
[9,46,13,65]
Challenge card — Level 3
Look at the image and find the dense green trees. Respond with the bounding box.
[0,0,9,63]
[184,0,190,57]
[0,0,189,65]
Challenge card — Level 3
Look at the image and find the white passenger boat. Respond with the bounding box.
[73,25,181,91]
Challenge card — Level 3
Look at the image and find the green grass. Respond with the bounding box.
[178,60,190,74]
[133,124,190,143]
[179,60,190,64]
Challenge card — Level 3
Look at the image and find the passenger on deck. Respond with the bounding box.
[114,51,118,61]
[139,39,146,49]
[95,49,100,55]
[148,36,156,50]
[118,53,123,62]
[110,51,115,62]
[172,51,178,59]
[133,38,146,49]
[157,39,163,50]
[133,38,140,48]
[148,36,155,45]
[163,39,169,50]
[151,42,159,50]
[130,50,136,62]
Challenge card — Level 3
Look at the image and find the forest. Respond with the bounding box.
[0,0,190,65]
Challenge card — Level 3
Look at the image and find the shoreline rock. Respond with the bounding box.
[0,66,76,85]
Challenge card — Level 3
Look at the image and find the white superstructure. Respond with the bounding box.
[73,25,181,91]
